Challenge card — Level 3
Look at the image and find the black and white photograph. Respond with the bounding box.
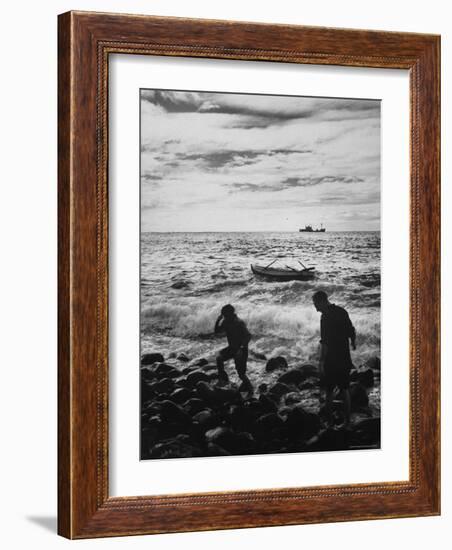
[139,88,381,460]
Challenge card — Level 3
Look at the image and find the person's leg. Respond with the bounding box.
[342,388,351,427]
[216,348,230,384]
[325,387,334,426]
[235,349,252,393]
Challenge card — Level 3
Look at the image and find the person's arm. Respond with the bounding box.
[240,321,251,348]
[345,311,356,350]
[214,315,224,335]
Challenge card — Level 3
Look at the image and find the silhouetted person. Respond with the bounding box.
[312,290,356,428]
[214,304,253,393]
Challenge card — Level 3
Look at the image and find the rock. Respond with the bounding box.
[299,379,317,390]
[352,417,381,443]
[350,382,369,411]
[195,381,215,404]
[177,353,190,362]
[186,370,211,387]
[169,387,193,404]
[182,397,207,415]
[251,350,267,361]
[205,427,255,454]
[269,382,292,400]
[365,356,381,370]
[150,377,175,396]
[258,393,278,414]
[149,438,202,459]
[171,281,189,289]
[160,400,192,426]
[141,366,156,382]
[233,432,257,454]
[192,358,209,367]
[356,368,374,388]
[192,409,220,431]
[228,404,257,431]
[285,406,321,440]
[154,362,179,378]
[212,386,242,406]
[277,368,306,385]
[141,382,156,402]
[265,356,288,372]
[258,383,268,394]
[254,413,284,434]
[141,352,164,366]
[284,392,303,405]
[306,426,348,451]
[299,364,320,379]
[207,442,231,456]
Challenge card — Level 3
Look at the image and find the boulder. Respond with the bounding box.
[350,382,369,411]
[207,442,231,456]
[192,358,209,367]
[169,387,193,404]
[269,382,292,400]
[365,356,381,370]
[154,362,179,378]
[277,368,306,385]
[177,353,190,362]
[265,356,288,372]
[306,426,349,452]
[284,392,303,406]
[182,397,207,415]
[192,409,220,431]
[285,406,321,440]
[171,281,189,289]
[141,352,164,366]
[258,393,278,414]
[186,370,211,387]
[205,427,239,453]
[254,413,284,434]
[160,400,192,426]
[228,404,257,431]
[149,438,202,459]
[357,368,375,388]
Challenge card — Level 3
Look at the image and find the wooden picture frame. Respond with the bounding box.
[58,11,440,539]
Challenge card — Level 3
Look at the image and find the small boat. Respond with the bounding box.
[299,224,326,233]
[251,263,315,281]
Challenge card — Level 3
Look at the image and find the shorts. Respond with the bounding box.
[217,346,248,377]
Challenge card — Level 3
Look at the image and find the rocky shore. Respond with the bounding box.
[141,352,381,460]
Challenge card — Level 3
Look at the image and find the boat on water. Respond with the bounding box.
[299,224,326,233]
[251,262,315,281]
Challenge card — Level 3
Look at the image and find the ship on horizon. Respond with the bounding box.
[299,224,326,233]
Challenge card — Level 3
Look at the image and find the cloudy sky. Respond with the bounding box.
[140,89,380,232]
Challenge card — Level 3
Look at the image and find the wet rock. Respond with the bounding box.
[169,387,193,404]
[141,366,157,382]
[258,393,278,414]
[284,392,303,406]
[149,438,202,459]
[228,404,257,431]
[356,368,375,388]
[182,397,207,415]
[265,356,288,372]
[205,427,255,454]
[186,370,211,387]
[254,413,284,434]
[299,378,317,390]
[192,409,220,431]
[306,426,348,451]
[177,353,190,362]
[192,358,209,367]
[150,377,175,396]
[211,386,242,406]
[277,368,306,385]
[350,382,369,411]
[141,352,164,366]
[351,417,381,445]
[365,356,381,370]
[207,442,231,456]
[285,406,321,440]
[258,383,268,394]
[141,382,156,402]
[160,400,192,426]
[154,362,179,378]
[269,382,292,400]
[299,364,320,379]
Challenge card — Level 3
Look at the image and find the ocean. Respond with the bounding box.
[141,231,380,410]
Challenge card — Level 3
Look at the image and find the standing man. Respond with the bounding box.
[214,304,253,393]
[312,290,356,428]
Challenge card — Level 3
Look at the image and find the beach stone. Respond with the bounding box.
[265,356,288,372]
[141,352,164,366]
[228,404,256,431]
[285,406,320,440]
[254,413,284,436]
[169,387,193,404]
[160,400,192,426]
[306,427,348,452]
[183,398,207,415]
[251,350,267,361]
[205,427,239,453]
[299,378,317,390]
[258,383,268,394]
[357,368,375,388]
[284,392,304,406]
[186,370,211,387]
[192,358,209,367]
[299,364,320,379]
[277,368,306,385]
[195,381,215,403]
[149,438,202,459]
[141,366,157,382]
[207,442,231,456]
[212,386,242,406]
[141,382,156,402]
[177,353,190,362]
[269,382,292,400]
[192,409,220,431]
[234,432,257,454]
[258,393,278,414]
[154,362,179,378]
[151,378,175,396]
[365,356,381,370]
[350,382,369,411]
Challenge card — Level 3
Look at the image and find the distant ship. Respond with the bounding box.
[299,224,326,233]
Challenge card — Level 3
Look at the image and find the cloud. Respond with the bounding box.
[228,175,364,193]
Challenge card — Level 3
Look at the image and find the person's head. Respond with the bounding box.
[312,290,329,312]
[221,304,235,320]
